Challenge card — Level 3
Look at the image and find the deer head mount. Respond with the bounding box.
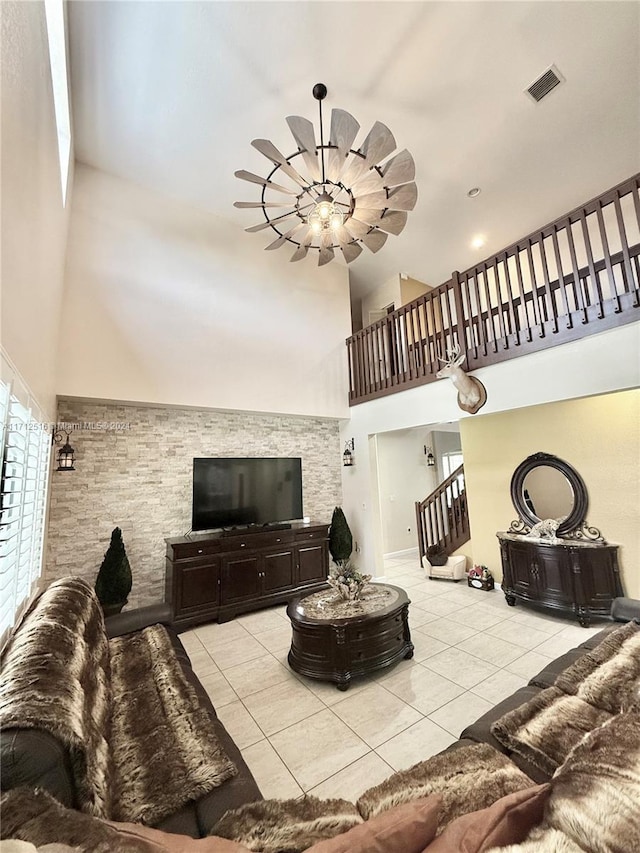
[436,344,487,414]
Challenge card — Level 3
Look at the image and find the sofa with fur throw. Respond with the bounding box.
[3,581,640,852]
[0,577,262,837]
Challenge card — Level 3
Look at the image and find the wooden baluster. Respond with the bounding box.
[416,297,428,378]
[441,282,454,354]
[358,332,366,399]
[451,271,467,357]
[501,252,520,346]
[550,225,572,329]
[595,200,621,313]
[347,338,355,401]
[564,218,589,324]
[400,307,411,381]
[376,321,386,390]
[612,191,638,306]
[514,248,534,342]
[491,257,508,347]
[480,263,498,352]
[525,240,545,337]
[538,235,559,334]
[468,270,485,357]
[435,292,447,362]
[579,210,604,319]
[366,326,375,396]
[425,294,437,371]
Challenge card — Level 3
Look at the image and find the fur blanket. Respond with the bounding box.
[0,577,113,817]
[494,707,640,851]
[0,788,152,852]
[491,621,640,776]
[109,624,237,824]
[212,797,362,852]
[1,578,236,827]
[356,742,534,831]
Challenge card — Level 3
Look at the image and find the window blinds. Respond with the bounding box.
[0,375,51,638]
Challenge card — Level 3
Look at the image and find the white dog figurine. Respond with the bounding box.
[529,519,560,539]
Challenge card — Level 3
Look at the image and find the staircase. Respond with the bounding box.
[415,464,470,565]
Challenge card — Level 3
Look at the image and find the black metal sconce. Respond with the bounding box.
[343,438,355,467]
[52,428,76,471]
[424,446,435,467]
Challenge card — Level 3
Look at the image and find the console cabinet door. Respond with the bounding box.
[176,559,220,614]
[297,544,328,585]
[506,543,539,600]
[220,554,261,604]
[262,549,295,593]
[535,548,573,608]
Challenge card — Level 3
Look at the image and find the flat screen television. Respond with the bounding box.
[192,457,303,532]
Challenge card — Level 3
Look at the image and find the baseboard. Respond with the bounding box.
[384,547,419,559]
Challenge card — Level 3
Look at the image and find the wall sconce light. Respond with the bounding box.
[424,446,435,467]
[52,428,76,471]
[343,438,355,467]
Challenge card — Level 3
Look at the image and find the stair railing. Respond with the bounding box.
[415,464,470,565]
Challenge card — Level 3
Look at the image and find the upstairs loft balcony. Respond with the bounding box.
[346,174,640,405]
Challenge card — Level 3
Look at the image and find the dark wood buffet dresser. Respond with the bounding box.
[165,521,329,629]
[497,532,623,627]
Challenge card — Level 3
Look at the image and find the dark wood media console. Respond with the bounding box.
[165,521,329,628]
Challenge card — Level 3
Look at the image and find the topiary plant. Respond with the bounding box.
[95,527,132,616]
[328,506,353,568]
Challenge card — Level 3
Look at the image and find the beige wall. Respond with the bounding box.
[56,165,351,419]
[400,276,431,306]
[1,1,72,418]
[47,399,343,608]
[460,389,640,598]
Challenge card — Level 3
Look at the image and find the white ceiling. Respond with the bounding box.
[67,1,640,300]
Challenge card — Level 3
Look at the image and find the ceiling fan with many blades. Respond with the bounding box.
[234,84,417,267]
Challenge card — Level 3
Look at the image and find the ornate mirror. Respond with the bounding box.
[509,452,592,537]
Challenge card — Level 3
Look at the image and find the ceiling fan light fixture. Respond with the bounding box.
[234,84,417,266]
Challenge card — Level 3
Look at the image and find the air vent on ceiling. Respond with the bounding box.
[525,64,565,103]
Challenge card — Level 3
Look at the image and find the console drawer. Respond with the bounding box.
[222,531,295,552]
[170,540,221,560]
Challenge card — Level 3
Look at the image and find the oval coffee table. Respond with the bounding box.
[287,583,413,690]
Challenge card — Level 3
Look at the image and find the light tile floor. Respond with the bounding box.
[181,551,607,803]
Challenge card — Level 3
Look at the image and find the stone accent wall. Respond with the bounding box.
[46,400,342,608]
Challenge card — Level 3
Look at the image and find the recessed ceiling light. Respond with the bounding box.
[467,187,481,198]
[471,235,486,249]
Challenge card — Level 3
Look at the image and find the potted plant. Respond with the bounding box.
[95,527,132,616]
[426,544,448,566]
[327,507,371,600]
[329,506,353,568]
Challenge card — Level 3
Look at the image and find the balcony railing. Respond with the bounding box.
[347,174,640,405]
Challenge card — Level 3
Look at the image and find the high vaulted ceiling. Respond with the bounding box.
[68,1,640,300]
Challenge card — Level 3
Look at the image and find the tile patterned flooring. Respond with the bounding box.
[181,551,606,803]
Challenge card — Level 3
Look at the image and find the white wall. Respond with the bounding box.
[361,274,400,328]
[1,1,72,419]
[56,165,351,419]
[376,429,438,555]
[340,322,640,579]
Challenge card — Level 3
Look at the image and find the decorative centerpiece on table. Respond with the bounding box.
[327,506,372,601]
